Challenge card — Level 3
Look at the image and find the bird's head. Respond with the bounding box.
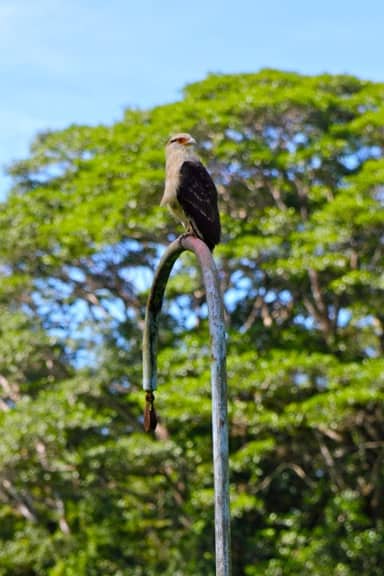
[166,133,197,151]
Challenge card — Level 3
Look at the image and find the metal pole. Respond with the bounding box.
[142,235,231,576]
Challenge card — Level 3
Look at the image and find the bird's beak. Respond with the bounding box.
[186,136,196,146]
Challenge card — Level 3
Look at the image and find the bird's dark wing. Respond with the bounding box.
[177,161,221,250]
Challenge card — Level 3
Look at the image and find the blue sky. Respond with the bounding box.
[1,0,383,197]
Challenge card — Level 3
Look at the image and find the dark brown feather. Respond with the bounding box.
[176,161,221,251]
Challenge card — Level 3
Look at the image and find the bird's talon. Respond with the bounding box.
[180,232,195,241]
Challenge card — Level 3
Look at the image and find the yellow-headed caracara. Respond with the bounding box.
[161,133,221,251]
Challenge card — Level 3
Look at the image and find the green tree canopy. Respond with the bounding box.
[1,69,384,575]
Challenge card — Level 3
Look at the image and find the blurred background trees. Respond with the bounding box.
[0,69,384,575]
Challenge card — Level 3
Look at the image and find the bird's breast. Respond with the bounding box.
[161,159,181,206]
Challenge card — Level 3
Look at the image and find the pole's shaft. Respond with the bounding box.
[184,239,231,576]
[142,235,231,575]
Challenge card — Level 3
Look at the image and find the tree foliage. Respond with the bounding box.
[1,69,384,574]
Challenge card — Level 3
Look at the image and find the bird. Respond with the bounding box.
[160,133,221,251]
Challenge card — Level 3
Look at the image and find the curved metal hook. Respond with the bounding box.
[142,234,231,575]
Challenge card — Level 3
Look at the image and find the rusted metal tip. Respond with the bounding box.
[144,391,158,432]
